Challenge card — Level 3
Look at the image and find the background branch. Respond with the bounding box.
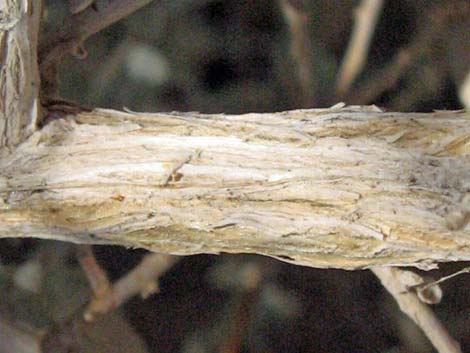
[84,252,179,321]
[372,267,462,353]
[39,0,156,96]
[336,0,384,95]
[280,0,317,107]
[77,244,112,300]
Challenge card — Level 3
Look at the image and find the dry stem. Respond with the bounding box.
[336,0,384,95]
[3,107,470,269]
[76,245,112,298]
[0,0,42,147]
[280,0,317,107]
[372,267,461,353]
[84,252,179,321]
[39,0,155,95]
[339,49,411,105]
[418,267,470,293]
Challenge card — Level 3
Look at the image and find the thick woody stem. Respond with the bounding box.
[0,0,42,147]
[2,107,470,270]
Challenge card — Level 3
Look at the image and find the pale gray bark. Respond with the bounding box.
[1,106,470,270]
[2,1,470,271]
[0,0,41,148]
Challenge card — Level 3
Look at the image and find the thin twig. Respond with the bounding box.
[339,48,412,104]
[372,267,462,353]
[336,0,384,95]
[84,253,179,321]
[339,1,470,107]
[111,253,179,305]
[39,0,156,95]
[76,245,112,298]
[68,0,94,14]
[280,0,317,107]
[459,70,470,109]
[418,266,470,293]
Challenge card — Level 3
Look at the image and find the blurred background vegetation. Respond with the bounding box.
[1,0,470,352]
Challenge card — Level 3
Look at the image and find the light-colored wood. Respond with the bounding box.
[0,0,41,148]
[373,267,462,353]
[2,105,470,270]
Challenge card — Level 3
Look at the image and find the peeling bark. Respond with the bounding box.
[1,105,470,269]
[0,0,41,148]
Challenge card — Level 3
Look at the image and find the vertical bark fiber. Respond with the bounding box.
[0,0,41,148]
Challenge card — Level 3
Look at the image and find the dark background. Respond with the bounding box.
[1,1,470,352]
